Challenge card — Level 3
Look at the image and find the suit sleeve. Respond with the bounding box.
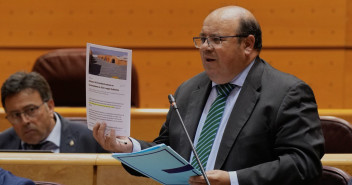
[237,82,325,185]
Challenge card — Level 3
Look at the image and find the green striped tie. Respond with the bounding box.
[191,83,235,171]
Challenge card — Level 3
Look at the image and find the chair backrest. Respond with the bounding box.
[312,166,351,185]
[320,116,352,153]
[66,117,87,125]
[32,48,139,107]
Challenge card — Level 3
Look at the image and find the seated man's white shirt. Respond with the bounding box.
[45,113,61,153]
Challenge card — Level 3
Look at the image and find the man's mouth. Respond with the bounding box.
[24,129,36,135]
[205,58,216,62]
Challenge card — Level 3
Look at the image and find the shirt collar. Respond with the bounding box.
[45,112,61,147]
[212,59,255,87]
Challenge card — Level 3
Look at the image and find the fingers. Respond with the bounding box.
[93,122,133,153]
[93,122,115,151]
[93,122,108,144]
[189,175,205,185]
[104,128,117,150]
[189,170,230,185]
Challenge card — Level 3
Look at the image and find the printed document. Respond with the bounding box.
[86,43,132,136]
[112,144,201,185]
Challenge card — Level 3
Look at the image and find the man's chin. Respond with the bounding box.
[22,134,41,144]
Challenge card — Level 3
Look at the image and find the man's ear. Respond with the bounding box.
[244,35,255,55]
[46,99,55,115]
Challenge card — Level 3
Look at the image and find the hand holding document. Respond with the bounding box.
[86,43,132,137]
[92,122,132,153]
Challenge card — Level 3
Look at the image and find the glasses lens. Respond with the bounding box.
[193,38,203,48]
[6,103,43,124]
[24,106,39,117]
[7,113,21,124]
[209,37,221,45]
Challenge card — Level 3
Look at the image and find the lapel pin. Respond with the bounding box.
[69,140,75,146]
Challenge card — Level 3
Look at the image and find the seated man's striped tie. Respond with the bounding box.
[191,83,235,171]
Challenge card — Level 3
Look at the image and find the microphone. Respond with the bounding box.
[168,94,211,185]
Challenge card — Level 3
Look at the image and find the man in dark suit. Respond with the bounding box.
[0,72,106,153]
[93,5,324,185]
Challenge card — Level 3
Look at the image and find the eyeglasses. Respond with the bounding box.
[6,102,46,124]
[193,35,248,48]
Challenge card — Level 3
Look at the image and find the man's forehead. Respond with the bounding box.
[5,89,42,110]
[200,21,238,36]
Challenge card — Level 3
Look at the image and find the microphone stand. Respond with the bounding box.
[168,94,211,185]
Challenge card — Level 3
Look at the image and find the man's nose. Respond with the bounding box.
[19,113,31,124]
[200,39,213,50]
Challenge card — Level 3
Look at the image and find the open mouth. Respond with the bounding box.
[206,58,216,62]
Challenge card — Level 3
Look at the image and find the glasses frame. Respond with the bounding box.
[6,102,47,124]
[193,35,249,48]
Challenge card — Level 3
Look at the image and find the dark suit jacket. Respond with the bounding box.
[137,57,325,185]
[0,113,107,153]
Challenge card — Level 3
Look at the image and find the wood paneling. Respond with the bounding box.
[0,49,350,108]
[0,0,351,108]
[0,0,347,47]
[347,0,352,46]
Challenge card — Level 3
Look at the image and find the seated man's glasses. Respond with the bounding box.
[193,35,248,48]
[6,102,46,124]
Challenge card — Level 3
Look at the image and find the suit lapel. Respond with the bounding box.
[215,58,264,169]
[178,77,212,160]
[59,114,77,153]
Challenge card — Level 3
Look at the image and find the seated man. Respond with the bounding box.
[0,72,106,153]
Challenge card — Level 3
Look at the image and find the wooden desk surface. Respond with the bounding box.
[0,153,97,165]
[1,153,352,185]
[0,153,97,185]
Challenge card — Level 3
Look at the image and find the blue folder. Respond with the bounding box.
[112,144,201,185]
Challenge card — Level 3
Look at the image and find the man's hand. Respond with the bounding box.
[189,170,230,185]
[92,122,133,153]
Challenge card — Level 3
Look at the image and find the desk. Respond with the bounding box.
[0,153,352,185]
[0,153,162,185]
[0,153,97,185]
[321,154,352,175]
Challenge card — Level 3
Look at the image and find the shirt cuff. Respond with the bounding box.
[129,137,141,153]
[229,171,239,185]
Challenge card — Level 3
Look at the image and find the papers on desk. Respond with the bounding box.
[112,144,201,185]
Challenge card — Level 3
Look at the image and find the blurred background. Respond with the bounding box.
[0,0,351,108]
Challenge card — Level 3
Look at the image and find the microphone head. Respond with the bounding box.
[168,94,175,104]
[168,94,178,109]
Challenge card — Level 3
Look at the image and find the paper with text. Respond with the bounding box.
[86,43,132,136]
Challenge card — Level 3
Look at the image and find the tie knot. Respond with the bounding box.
[24,141,57,151]
[216,83,235,97]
